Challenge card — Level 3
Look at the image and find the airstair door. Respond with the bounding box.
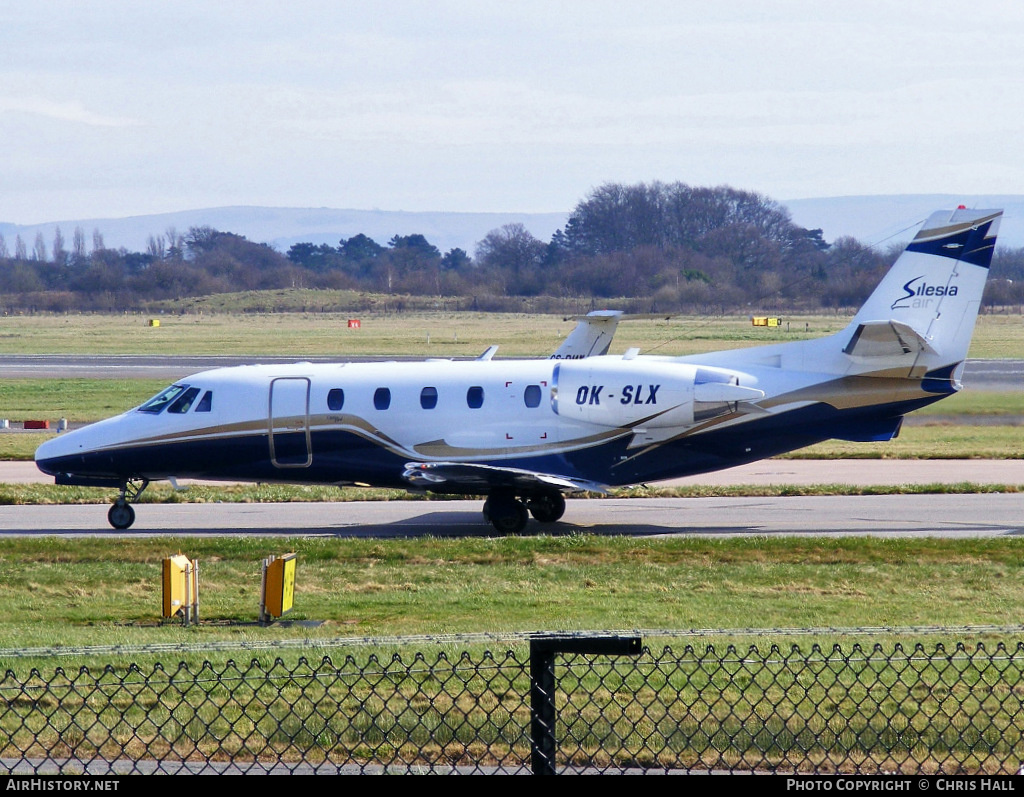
[269,377,312,468]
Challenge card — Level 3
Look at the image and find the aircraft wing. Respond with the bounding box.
[402,461,609,494]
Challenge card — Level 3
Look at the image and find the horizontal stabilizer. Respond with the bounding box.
[403,461,608,494]
[843,320,937,359]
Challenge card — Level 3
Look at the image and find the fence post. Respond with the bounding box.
[529,635,642,775]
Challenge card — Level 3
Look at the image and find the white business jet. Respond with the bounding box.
[35,207,1001,534]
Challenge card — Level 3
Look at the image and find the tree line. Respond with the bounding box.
[2,183,1022,314]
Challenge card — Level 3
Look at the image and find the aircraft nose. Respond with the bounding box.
[34,427,87,475]
[33,416,128,480]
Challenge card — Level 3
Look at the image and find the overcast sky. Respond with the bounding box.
[3,1,1023,225]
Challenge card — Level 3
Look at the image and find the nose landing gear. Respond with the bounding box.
[107,478,150,530]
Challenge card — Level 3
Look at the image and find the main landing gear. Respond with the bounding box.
[107,478,150,530]
[482,489,566,534]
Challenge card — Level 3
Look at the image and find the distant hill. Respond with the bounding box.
[782,195,1024,249]
[0,207,570,258]
[2,196,1023,256]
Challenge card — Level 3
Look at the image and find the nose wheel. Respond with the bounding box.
[108,500,136,530]
[107,478,150,530]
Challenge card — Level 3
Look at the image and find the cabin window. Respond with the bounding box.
[466,385,484,409]
[374,387,391,410]
[168,387,201,414]
[195,391,213,413]
[420,386,438,410]
[524,384,542,408]
[138,384,190,414]
[327,388,345,411]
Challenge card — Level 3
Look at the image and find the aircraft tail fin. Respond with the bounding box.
[845,207,1001,366]
[551,310,623,359]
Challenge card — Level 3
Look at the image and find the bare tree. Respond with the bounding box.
[165,226,183,259]
[72,227,87,263]
[0,233,7,260]
[92,228,105,253]
[32,232,46,262]
[475,223,545,276]
[52,226,67,266]
[147,234,166,259]
[14,235,27,260]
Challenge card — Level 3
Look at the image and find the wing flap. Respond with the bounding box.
[402,461,608,494]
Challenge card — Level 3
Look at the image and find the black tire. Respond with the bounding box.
[484,491,529,534]
[527,493,566,523]
[490,501,529,535]
[108,501,135,530]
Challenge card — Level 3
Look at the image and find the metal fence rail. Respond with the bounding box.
[3,638,1024,775]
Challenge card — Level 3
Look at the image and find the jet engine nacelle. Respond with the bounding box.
[551,359,758,429]
[552,359,765,429]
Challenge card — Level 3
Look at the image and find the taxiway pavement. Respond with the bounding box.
[1,459,1021,538]
[0,492,1021,538]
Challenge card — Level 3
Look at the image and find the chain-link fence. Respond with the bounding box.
[4,636,1024,775]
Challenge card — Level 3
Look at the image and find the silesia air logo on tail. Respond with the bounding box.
[891,276,958,310]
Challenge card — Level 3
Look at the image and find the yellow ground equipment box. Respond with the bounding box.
[260,553,296,624]
[751,316,783,327]
[162,554,198,625]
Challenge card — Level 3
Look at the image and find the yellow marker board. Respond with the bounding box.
[163,554,192,618]
[265,554,296,618]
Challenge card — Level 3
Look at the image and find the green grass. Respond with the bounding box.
[2,535,1024,663]
[0,378,165,423]
[4,534,1024,774]
[1,308,1021,358]
[913,390,1024,416]
[0,481,1019,510]
[785,424,1024,459]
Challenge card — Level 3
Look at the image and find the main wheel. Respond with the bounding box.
[108,500,135,530]
[527,492,566,523]
[483,491,529,535]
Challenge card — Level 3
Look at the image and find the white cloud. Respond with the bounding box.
[0,97,141,128]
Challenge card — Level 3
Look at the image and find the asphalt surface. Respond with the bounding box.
[1,492,1022,539]
[2,459,1022,538]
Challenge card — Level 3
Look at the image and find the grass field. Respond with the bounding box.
[1,307,1021,358]
[2,535,1024,670]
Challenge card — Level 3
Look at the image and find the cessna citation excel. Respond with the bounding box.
[36,207,1001,534]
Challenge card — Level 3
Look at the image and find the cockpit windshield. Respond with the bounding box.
[168,386,201,413]
[138,384,212,415]
[138,385,190,415]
